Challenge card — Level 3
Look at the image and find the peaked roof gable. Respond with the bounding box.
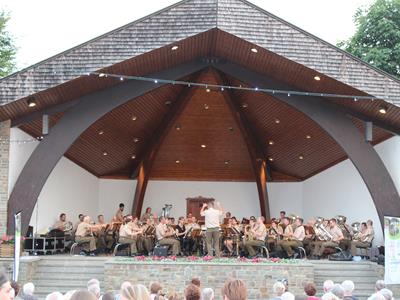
[0,0,399,106]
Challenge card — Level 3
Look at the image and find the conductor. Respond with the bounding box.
[200,201,223,257]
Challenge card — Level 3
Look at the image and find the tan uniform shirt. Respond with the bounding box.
[156,223,167,241]
[329,225,344,242]
[283,224,293,240]
[119,223,134,238]
[76,222,91,237]
[361,226,374,243]
[293,225,305,241]
[115,210,124,222]
[253,223,267,241]
[53,220,66,230]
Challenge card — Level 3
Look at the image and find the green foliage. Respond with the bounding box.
[0,11,16,78]
[338,0,400,78]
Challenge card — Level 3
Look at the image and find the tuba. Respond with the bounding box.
[314,217,332,241]
[336,215,352,239]
[351,222,362,241]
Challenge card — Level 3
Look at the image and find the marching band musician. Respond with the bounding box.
[280,218,305,258]
[156,216,181,255]
[312,218,344,259]
[200,201,224,257]
[267,218,283,252]
[75,216,97,256]
[350,219,374,256]
[119,216,143,256]
[244,217,267,258]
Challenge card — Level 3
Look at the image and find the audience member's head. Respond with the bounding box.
[281,292,295,300]
[368,293,386,300]
[0,273,12,300]
[201,288,214,300]
[273,282,286,297]
[133,284,150,300]
[185,284,201,300]
[45,292,63,300]
[87,279,100,289]
[87,282,101,299]
[22,282,35,296]
[10,281,20,297]
[223,279,247,300]
[323,280,334,293]
[375,280,386,292]
[330,284,344,300]
[63,290,77,300]
[304,282,317,296]
[99,292,115,300]
[121,284,136,300]
[341,280,354,297]
[70,290,97,300]
[191,278,201,287]
[150,282,163,295]
[378,288,393,300]
[321,293,339,300]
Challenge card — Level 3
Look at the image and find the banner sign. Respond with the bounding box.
[384,216,400,284]
[13,212,21,282]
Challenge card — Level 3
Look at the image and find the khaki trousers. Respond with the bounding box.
[119,237,138,255]
[159,238,180,255]
[281,240,302,257]
[351,241,370,256]
[206,228,220,257]
[245,239,264,256]
[76,236,96,252]
[313,241,338,256]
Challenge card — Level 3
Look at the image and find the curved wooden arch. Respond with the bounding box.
[7,61,208,234]
[213,61,400,227]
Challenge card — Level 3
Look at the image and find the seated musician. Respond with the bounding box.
[140,207,152,224]
[303,220,316,256]
[114,203,125,223]
[280,218,305,258]
[139,217,156,254]
[93,214,108,252]
[224,217,242,256]
[119,216,143,256]
[267,219,283,252]
[175,217,189,255]
[52,213,72,232]
[350,219,374,256]
[156,216,180,255]
[75,216,97,256]
[312,218,344,258]
[279,211,286,225]
[73,214,84,233]
[244,217,267,258]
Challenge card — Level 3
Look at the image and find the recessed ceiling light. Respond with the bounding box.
[204,104,210,110]
[228,126,234,132]
[132,116,137,121]
[314,75,321,81]
[274,118,280,124]
[268,157,274,162]
[379,105,388,114]
[134,138,140,143]
[102,151,108,156]
[251,48,258,53]
[242,103,248,108]
[224,160,230,165]
[306,135,311,139]
[171,45,179,51]
[98,131,104,135]
[131,155,136,159]
[299,155,304,160]
[98,73,106,78]
[206,88,211,93]
[165,100,172,106]
[201,144,206,148]
[175,159,180,164]
[268,140,274,145]
[175,124,182,130]
[27,97,36,108]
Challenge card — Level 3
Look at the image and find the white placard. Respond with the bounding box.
[384,216,400,284]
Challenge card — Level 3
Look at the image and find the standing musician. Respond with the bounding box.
[267,219,283,252]
[75,216,97,256]
[280,218,305,258]
[114,203,125,223]
[140,207,153,224]
[244,217,267,258]
[119,216,143,256]
[156,216,180,255]
[200,201,224,257]
[312,218,344,258]
[279,211,286,225]
[350,219,374,256]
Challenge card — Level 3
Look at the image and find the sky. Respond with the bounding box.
[0,0,374,70]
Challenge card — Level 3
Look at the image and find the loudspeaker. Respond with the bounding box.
[153,245,169,257]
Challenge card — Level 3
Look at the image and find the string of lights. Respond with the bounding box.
[0,136,42,145]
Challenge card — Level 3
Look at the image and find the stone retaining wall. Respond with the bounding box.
[104,259,314,299]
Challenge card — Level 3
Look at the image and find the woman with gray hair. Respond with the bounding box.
[270,281,285,300]
[0,273,12,300]
[133,284,150,300]
[201,288,214,300]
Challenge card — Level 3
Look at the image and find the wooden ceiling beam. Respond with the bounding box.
[212,60,400,228]
[130,70,207,218]
[215,70,271,219]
